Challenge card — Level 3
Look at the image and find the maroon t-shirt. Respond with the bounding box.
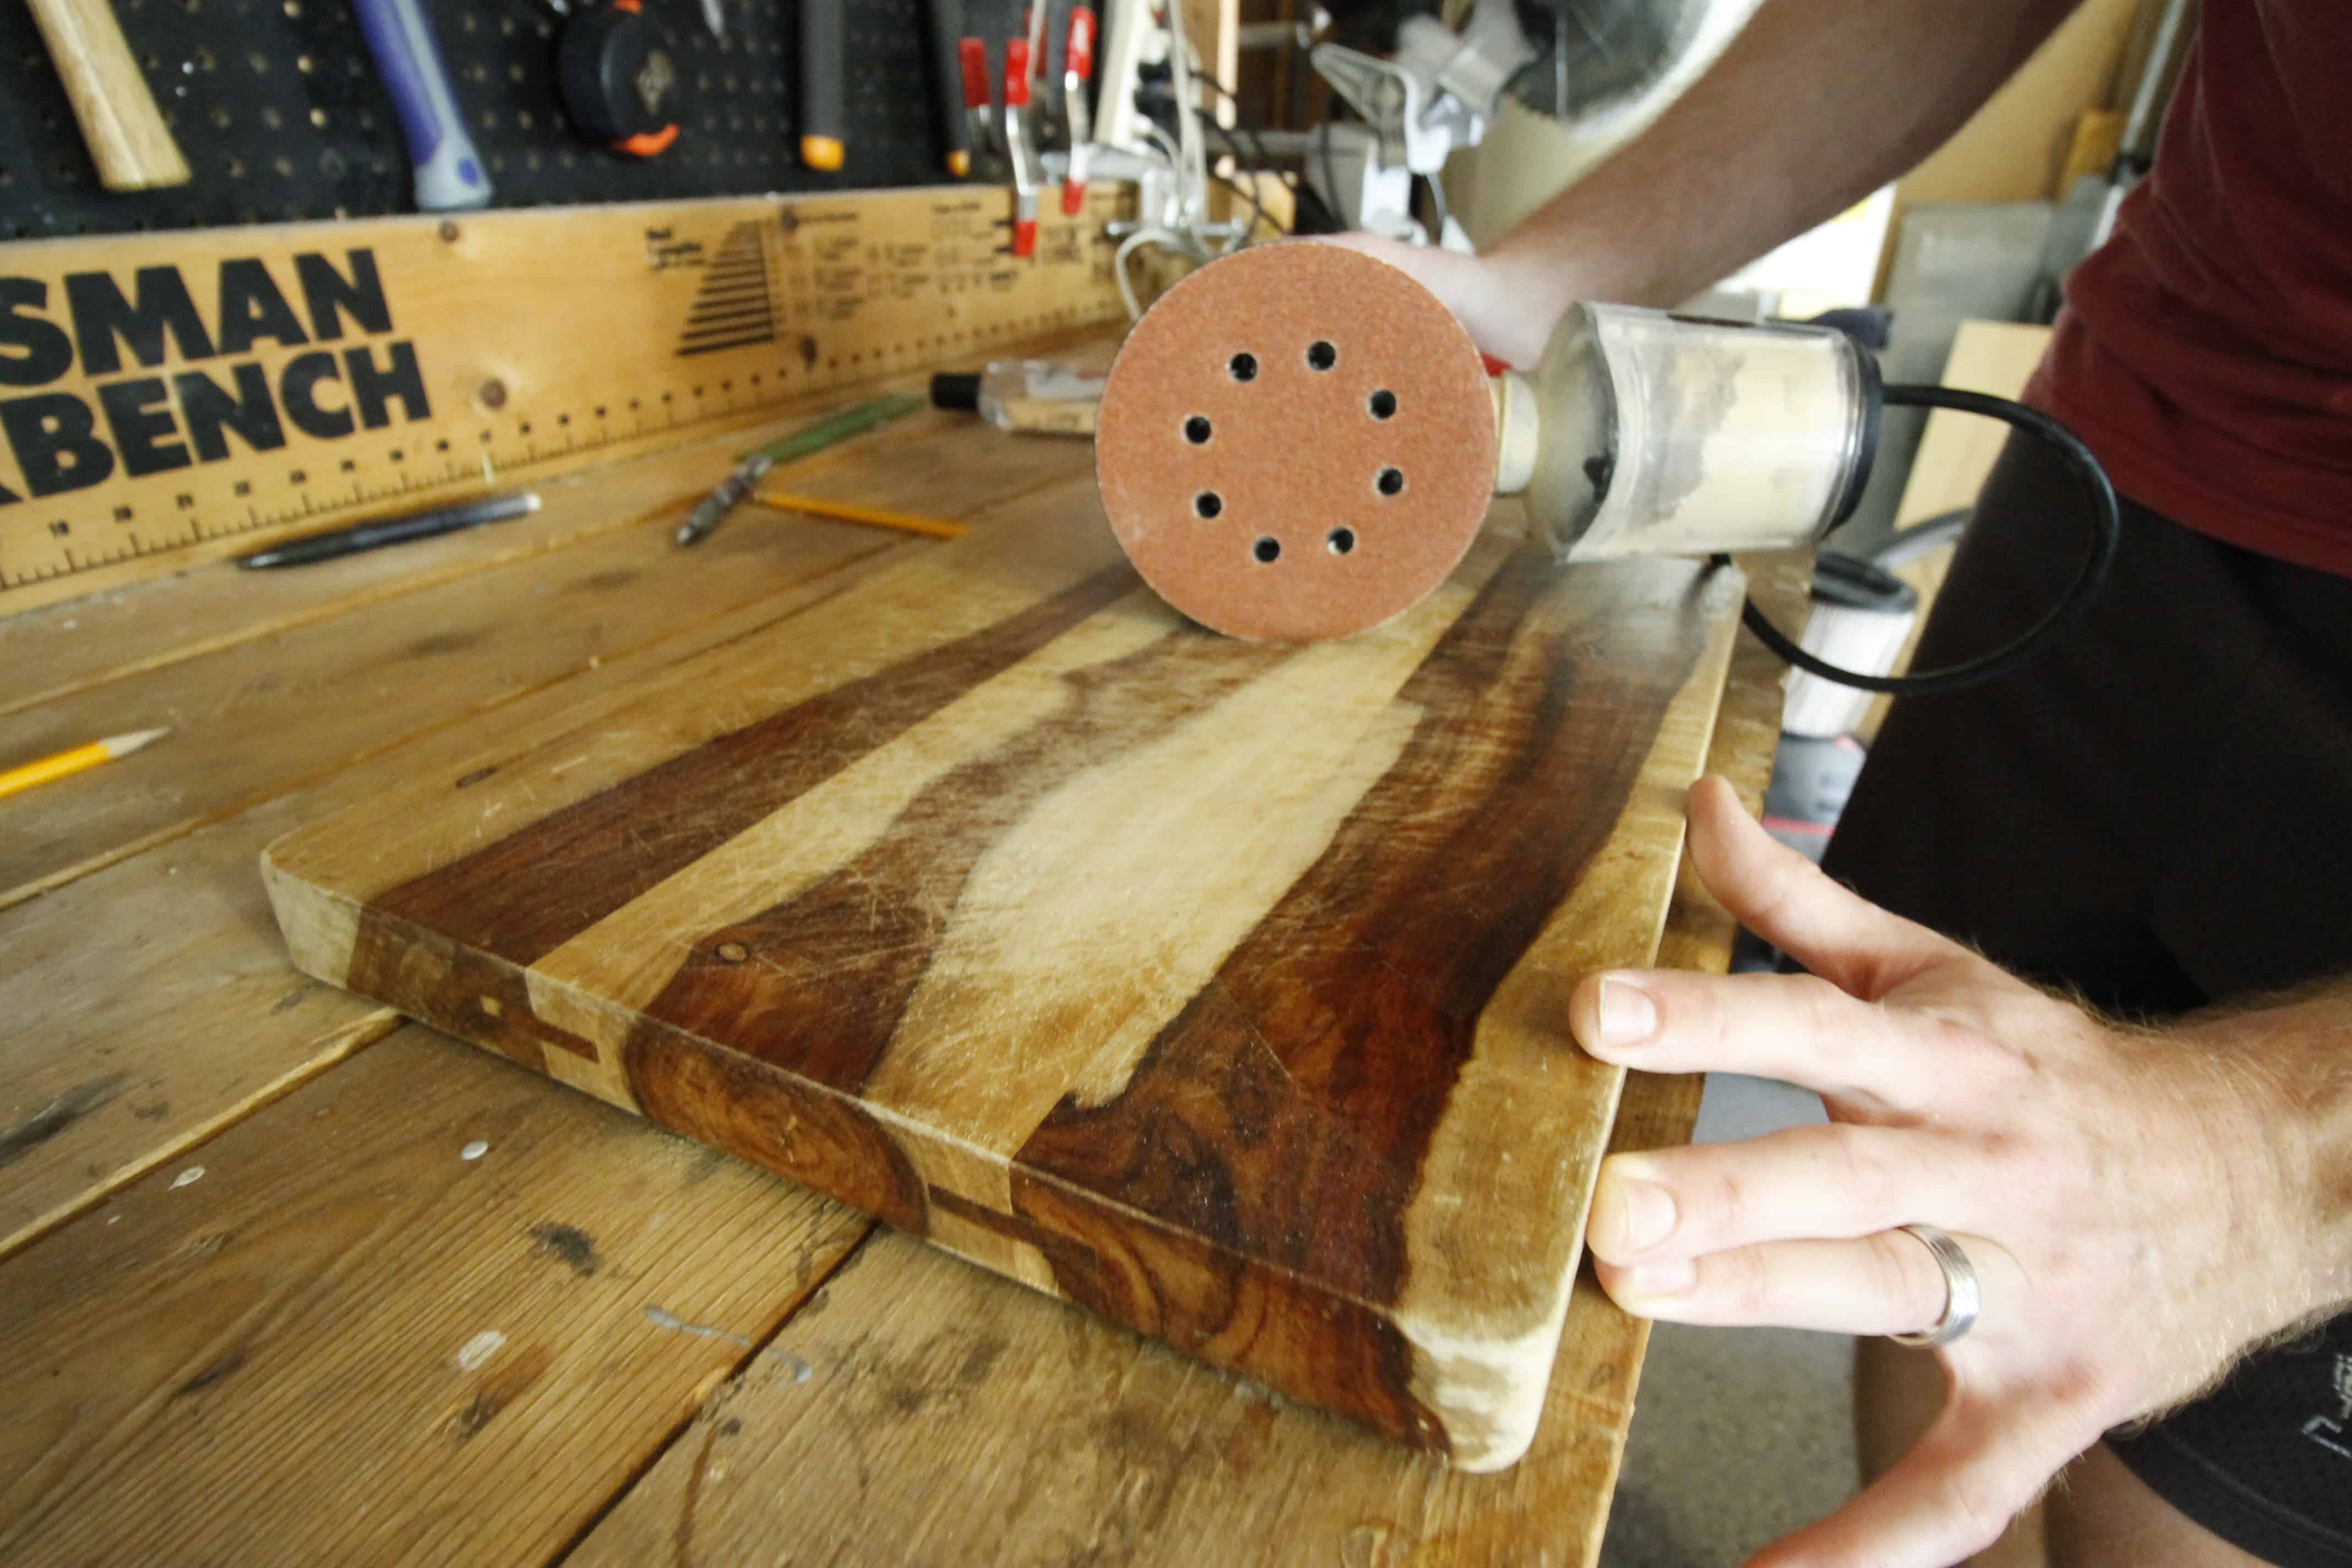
[2031,1,2352,576]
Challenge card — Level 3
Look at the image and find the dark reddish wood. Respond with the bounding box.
[276,503,1741,1468]
[357,565,1134,969]
[636,628,1289,1094]
[627,1022,933,1237]
[1015,548,1717,1304]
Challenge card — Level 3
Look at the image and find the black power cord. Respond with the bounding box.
[1714,385,2121,697]
[1202,119,1280,238]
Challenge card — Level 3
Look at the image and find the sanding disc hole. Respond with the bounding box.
[1254,537,1281,563]
[1184,415,1212,444]
[1368,389,1396,420]
[1376,467,1406,496]
[1228,352,1259,382]
[1327,528,1355,556]
[1195,491,1223,519]
[1306,340,1337,371]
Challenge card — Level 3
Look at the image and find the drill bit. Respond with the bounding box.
[674,453,773,546]
[673,393,928,547]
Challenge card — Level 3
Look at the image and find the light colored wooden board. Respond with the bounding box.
[565,557,1793,1568]
[0,188,1131,613]
[1181,0,1242,125]
[0,535,926,1261]
[2054,108,2127,196]
[0,1024,869,1567]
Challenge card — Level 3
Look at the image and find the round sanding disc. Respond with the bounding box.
[1095,243,1499,643]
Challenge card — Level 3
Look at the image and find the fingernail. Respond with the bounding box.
[1623,1257,1695,1299]
[1613,1178,1678,1253]
[1595,977,1658,1048]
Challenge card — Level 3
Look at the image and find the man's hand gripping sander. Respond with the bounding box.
[1093,244,2118,694]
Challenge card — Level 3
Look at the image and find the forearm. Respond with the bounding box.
[2179,978,2352,1329]
[1476,0,2079,356]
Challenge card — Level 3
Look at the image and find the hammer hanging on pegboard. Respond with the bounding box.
[21,0,190,190]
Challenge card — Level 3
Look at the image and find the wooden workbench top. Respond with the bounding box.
[0,361,1804,1567]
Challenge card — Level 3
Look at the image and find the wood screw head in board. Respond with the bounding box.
[1094,244,1499,644]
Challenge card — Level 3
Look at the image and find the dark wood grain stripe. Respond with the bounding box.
[1012,552,1721,1310]
[356,564,1135,969]
[631,623,1290,1091]
[627,1016,930,1237]
[1009,1164,1443,1452]
[924,1185,1098,1278]
[344,916,595,1075]
[933,1173,1440,1453]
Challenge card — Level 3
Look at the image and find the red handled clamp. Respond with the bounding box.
[1061,5,1095,215]
[959,37,994,167]
[1003,37,1041,258]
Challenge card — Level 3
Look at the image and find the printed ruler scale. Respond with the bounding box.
[0,186,1133,612]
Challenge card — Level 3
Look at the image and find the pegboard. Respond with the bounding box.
[0,0,1075,239]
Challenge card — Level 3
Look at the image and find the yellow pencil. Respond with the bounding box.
[752,490,970,541]
[0,727,171,801]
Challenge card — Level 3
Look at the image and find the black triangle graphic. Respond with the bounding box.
[674,221,777,358]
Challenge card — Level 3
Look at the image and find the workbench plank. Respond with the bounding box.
[0,402,841,722]
[0,519,865,910]
[0,532,926,1261]
[265,479,1744,1467]
[0,388,1102,724]
[0,1025,869,1568]
[0,413,1101,910]
[565,560,1792,1568]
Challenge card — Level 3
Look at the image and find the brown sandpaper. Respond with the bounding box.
[1094,244,1499,643]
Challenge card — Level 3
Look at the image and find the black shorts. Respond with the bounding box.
[1820,432,2352,1566]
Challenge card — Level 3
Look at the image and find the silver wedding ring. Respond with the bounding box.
[1888,1223,1981,1348]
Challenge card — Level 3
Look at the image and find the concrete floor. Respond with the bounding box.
[1599,1074,1859,1568]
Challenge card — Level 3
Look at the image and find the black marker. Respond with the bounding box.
[237,492,541,569]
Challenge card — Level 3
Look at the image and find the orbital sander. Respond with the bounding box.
[1093,243,2116,695]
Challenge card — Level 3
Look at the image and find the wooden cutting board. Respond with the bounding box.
[262,480,1743,1471]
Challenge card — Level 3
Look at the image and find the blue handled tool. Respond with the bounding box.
[352,0,492,211]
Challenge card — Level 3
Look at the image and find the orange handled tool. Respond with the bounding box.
[799,0,846,170]
[923,0,973,175]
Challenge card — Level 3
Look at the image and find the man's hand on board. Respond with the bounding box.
[1572,775,2348,1567]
